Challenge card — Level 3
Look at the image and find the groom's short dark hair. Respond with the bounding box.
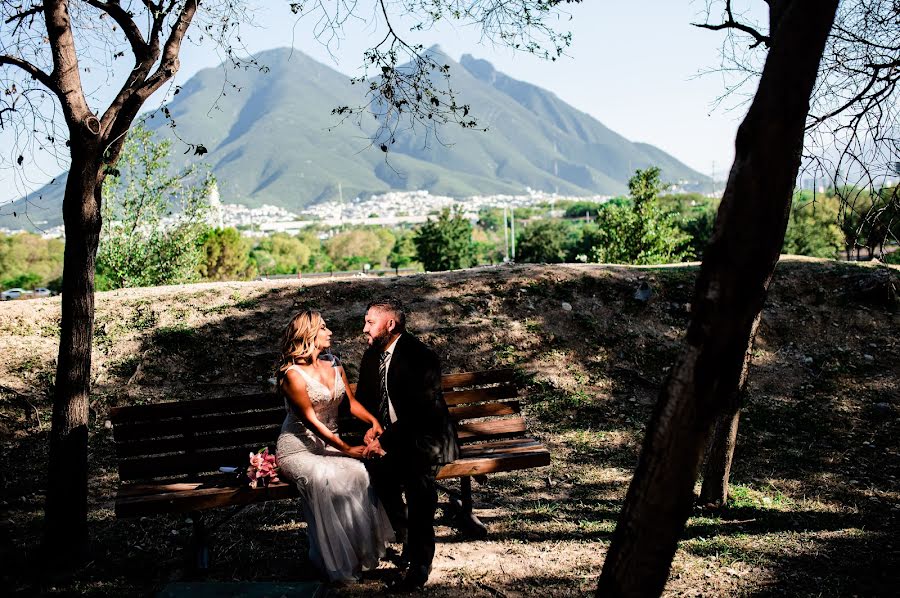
[367,297,406,331]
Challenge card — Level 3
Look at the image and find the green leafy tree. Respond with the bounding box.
[256,233,313,274]
[838,185,900,259]
[670,196,720,260]
[782,193,844,257]
[414,207,476,271]
[297,229,333,272]
[563,200,606,219]
[590,167,690,265]
[325,228,394,270]
[199,228,254,281]
[0,232,65,288]
[477,207,504,232]
[516,220,570,263]
[2,271,42,290]
[96,124,213,290]
[389,229,418,271]
[472,226,504,265]
[250,248,277,277]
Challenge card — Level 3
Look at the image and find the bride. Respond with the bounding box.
[275,309,394,582]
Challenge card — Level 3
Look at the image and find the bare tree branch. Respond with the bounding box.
[5,3,44,34]
[0,53,57,94]
[140,0,198,98]
[693,0,771,49]
[84,1,150,59]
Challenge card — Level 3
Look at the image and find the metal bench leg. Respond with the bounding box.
[190,511,211,573]
[454,477,488,539]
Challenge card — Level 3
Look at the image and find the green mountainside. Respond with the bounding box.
[1,47,707,231]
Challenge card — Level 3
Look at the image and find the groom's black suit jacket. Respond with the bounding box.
[356,333,459,468]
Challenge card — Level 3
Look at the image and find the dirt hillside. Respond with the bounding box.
[1,259,898,596]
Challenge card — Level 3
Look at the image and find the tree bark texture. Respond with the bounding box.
[44,146,102,563]
[698,314,760,508]
[596,1,838,596]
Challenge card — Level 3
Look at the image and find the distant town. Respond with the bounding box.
[2,180,715,239]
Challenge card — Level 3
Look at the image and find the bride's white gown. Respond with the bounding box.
[276,362,394,581]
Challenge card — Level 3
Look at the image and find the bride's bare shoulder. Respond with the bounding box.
[282,366,309,392]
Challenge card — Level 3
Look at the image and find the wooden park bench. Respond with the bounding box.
[109,369,550,567]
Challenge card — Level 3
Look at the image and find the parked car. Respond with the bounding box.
[1,288,26,300]
[33,287,52,297]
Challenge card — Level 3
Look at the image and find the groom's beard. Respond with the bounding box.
[369,329,392,350]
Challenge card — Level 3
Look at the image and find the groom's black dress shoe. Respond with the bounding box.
[385,564,430,593]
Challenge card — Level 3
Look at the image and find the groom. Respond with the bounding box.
[357,297,459,590]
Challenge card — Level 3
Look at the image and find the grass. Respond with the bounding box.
[681,535,770,567]
[152,323,198,351]
[233,297,260,310]
[727,483,796,511]
[128,303,158,330]
[108,355,141,378]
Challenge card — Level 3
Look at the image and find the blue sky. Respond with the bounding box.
[2,1,768,203]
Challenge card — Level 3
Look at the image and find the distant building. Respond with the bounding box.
[207,181,224,229]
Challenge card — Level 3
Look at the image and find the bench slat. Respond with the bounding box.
[459,438,543,457]
[113,409,283,442]
[441,369,516,388]
[109,393,278,424]
[116,481,299,517]
[115,425,282,458]
[449,400,520,420]
[437,447,551,479]
[456,417,527,443]
[119,447,257,481]
[444,384,518,406]
[119,479,234,498]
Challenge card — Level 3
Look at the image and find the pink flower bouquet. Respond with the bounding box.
[247,447,280,488]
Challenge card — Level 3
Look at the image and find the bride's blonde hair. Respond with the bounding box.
[277,309,324,380]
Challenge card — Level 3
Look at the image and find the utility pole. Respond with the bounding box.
[503,205,510,262]
[510,206,516,262]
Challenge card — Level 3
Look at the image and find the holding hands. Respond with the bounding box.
[342,445,367,459]
[363,437,386,459]
[343,423,386,460]
[364,421,383,445]
[363,422,387,459]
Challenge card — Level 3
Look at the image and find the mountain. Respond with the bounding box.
[0,47,707,231]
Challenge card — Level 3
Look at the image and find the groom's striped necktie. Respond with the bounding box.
[378,351,391,427]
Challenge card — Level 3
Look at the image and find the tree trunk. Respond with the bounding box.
[43,147,102,565]
[698,314,761,508]
[699,407,741,506]
[596,2,837,596]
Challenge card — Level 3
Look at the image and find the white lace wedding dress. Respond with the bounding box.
[276,362,394,581]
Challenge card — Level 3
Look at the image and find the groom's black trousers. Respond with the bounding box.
[366,455,441,570]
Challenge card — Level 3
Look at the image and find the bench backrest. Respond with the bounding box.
[109,369,525,484]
